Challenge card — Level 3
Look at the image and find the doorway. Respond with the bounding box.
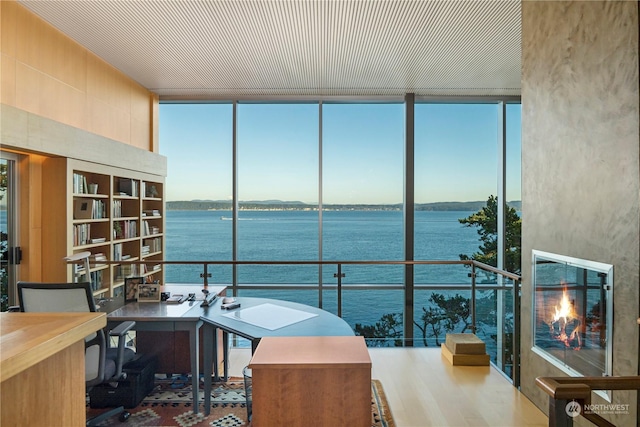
[0,152,20,311]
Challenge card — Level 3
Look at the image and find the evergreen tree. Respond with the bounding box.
[458,195,521,274]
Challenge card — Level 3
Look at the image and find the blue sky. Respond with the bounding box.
[159,102,521,204]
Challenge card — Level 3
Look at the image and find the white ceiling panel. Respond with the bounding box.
[18,0,521,98]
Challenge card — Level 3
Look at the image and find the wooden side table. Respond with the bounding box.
[249,336,371,427]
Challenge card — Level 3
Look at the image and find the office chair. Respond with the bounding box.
[17,281,137,426]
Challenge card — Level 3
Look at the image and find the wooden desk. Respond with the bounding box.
[0,312,106,427]
[249,336,371,427]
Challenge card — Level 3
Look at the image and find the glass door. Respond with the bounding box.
[0,152,19,311]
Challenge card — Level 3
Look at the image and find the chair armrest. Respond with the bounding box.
[109,320,135,336]
[108,321,136,381]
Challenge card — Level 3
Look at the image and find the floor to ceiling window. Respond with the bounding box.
[235,103,319,305]
[159,97,521,348]
[412,103,500,347]
[414,103,499,270]
[159,103,233,284]
[321,102,404,322]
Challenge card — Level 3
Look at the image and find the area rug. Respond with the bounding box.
[88,377,395,427]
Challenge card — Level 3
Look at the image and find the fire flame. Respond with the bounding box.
[551,286,582,348]
[553,288,575,323]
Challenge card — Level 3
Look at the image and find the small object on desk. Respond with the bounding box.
[200,293,218,307]
[222,297,235,304]
[221,302,241,310]
[187,293,196,301]
[166,294,187,304]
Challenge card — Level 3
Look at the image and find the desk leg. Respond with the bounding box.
[251,338,260,354]
[212,326,219,381]
[177,320,202,415]
[203,323,214,416]
[223,332,229,381]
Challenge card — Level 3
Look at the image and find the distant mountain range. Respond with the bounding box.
[166,199,522,212]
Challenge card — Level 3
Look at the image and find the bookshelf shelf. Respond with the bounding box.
[42,158,165,297]
[73,193,109,199]
[113,237,140,244]
[74,242,110,250]
[73,218,110,224]
[141,251,162,259]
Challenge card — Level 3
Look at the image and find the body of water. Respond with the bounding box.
[163,209,506,348]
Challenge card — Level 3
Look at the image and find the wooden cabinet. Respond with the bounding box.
[42,158,165,297]
[249,336,372,427]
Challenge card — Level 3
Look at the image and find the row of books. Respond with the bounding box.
[73,223,92,246]
[142,209,161,217]
[74,199,107,220]
[73,253,107,274]
[141,220,161,236]
[112,200,127,218]
[142,237,162,254]
[118,178,139,197]
[90,253,107,268]
[141,263,162,274]
[73,172,89,194]
[114,220,137,239]
[75,174,160,199]
[113,243,125,261]
[115,264,139,280]
[89,270,104,292]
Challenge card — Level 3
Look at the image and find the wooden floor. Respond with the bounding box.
[228,346,548,427]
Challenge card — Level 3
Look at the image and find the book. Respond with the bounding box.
[118,178,139,197]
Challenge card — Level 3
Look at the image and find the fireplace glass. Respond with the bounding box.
[532,250,613,380]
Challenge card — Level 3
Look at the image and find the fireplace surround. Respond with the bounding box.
[532,250,613,399]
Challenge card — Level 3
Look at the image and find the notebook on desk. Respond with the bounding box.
[165,294,187,304]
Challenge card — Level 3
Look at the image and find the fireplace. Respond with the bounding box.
[532,250,613,397]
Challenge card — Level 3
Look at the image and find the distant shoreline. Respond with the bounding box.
[166,200,522,212]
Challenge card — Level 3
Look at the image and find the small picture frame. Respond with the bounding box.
[73,199,93,220]
[137,282,161,302]
[124,277,142,303]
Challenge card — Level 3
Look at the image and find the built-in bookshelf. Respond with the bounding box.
[42,158,165,297]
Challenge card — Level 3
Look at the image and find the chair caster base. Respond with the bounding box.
[119,411,130,422]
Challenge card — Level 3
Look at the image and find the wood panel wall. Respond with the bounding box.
[0,0,158,151]
[0,1,164,283]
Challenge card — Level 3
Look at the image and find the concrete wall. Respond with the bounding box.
[521,1,639,424]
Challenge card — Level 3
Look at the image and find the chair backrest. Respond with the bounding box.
[18,282,96,312]
[17,281,106,386]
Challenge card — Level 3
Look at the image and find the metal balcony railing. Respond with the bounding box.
[73,258,521,387]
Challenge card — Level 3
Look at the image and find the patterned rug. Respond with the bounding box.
[88,376,395,427]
